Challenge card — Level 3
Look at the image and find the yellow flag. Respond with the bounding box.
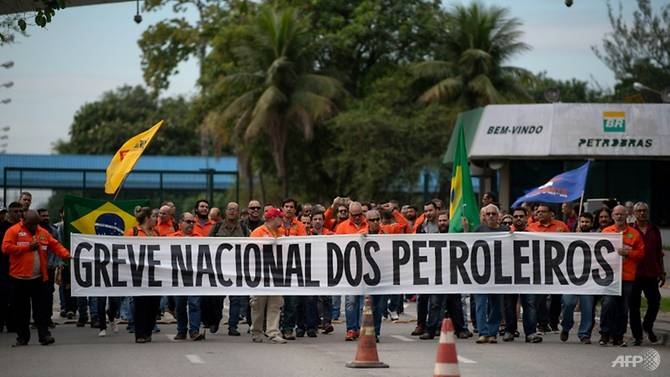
[105,120,164,194]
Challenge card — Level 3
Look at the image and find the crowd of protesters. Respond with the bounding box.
[0,191,665,348]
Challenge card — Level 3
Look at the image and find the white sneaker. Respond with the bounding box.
[269,335,287,344]
[389,311,399,321]
[98,329,107,337]
[111,321,119,333]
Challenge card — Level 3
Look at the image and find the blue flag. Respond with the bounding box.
[511,161,590,208]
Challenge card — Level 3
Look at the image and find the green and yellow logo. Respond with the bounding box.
[603,111,626,133]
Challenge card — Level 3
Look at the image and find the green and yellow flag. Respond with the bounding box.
[63,195,149,248]
[448,123,480,233]
[105,120,164,195]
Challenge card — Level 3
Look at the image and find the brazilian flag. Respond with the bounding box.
[448,123,480,233]
[63,195,149,248]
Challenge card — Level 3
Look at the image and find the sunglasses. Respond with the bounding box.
[502,221,512,226]
[249,207,261,210]
[351,213,362,217]
[367,218,380,222]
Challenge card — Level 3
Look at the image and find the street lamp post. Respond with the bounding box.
[633,82,670,103]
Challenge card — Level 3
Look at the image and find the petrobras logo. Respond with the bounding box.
[602,111,626,133]
[611,348,660,371]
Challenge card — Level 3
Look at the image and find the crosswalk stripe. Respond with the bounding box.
[185,354,204,364]
[390,335,415,342]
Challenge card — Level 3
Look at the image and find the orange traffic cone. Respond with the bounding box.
[345,296,389,368]
[433,318,460,377]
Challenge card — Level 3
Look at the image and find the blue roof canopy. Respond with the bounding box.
[0,154,238,190]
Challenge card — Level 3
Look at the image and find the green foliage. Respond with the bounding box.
[592,0,670,102]
[139,0,242,93]
[54,85,200,155]
[526,71,609,103]
[412,1,532,109]
[592,0,670,80]
[281,0,445,96]
[204,5,346,197]
[0,0,64,43]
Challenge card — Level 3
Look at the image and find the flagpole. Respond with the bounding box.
[112,174,130,201]
[577,190,585,219]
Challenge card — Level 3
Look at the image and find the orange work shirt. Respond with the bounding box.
[526,219,570,232]
[380,210,410,234]
[2,222,70,281]
[335,218,368,234]
[155,219,176,236]
[602,224,645,282]
[250,224,282,238]
[193,219,215,237]
[279,217,307,236]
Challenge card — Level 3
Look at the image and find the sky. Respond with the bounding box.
[0,0,649,155]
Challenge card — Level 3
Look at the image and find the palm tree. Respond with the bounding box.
[413,1,532,108]
[206,6,345,197]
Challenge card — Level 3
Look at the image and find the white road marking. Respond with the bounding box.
[390,335,415,342]
[458,355,477,364]
[185,354,204,364]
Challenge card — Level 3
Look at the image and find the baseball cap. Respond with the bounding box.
[264,207,283,220]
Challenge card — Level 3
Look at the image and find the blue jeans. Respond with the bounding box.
[345,295,363,331]
[561,294,594,339]
[77,297,98,322]
[504,294,538,336]
[331,295,341,320]
[345,295,384,336]
[175,296,201,334]
[228,296,246,331]
[474,294,502,337]
[600,282,633,338]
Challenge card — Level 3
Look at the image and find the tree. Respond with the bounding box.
[278,0,445,97]
[55,85,200,155]
[412,1,532,109]
[205,6,346,197]
[592,0,670,81]
[592,0,670,101]
[1,0,63,44]
[526,72,608,103]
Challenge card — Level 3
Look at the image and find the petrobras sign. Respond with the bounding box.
[466,103,670,158]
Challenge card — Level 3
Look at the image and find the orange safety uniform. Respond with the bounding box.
[411,213,425,233]
[335,218,368,234]
[2,222,70,281]
[380,210,410,234]
[250,224,282,238]
[279,217,307,236]
[602,224,645,282]
[312,228,334,235]
[124,226,153,236]
[526,219,570,232]
[193,219,215,237]
[168,230,199,237]
[155,219,176,236]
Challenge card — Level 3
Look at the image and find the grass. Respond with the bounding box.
[640,297,670,313]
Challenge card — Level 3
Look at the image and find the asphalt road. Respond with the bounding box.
[0,304,668,377]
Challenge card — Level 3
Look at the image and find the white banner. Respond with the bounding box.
[70,232,622,297]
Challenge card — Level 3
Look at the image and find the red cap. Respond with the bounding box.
[264,207,283,220]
